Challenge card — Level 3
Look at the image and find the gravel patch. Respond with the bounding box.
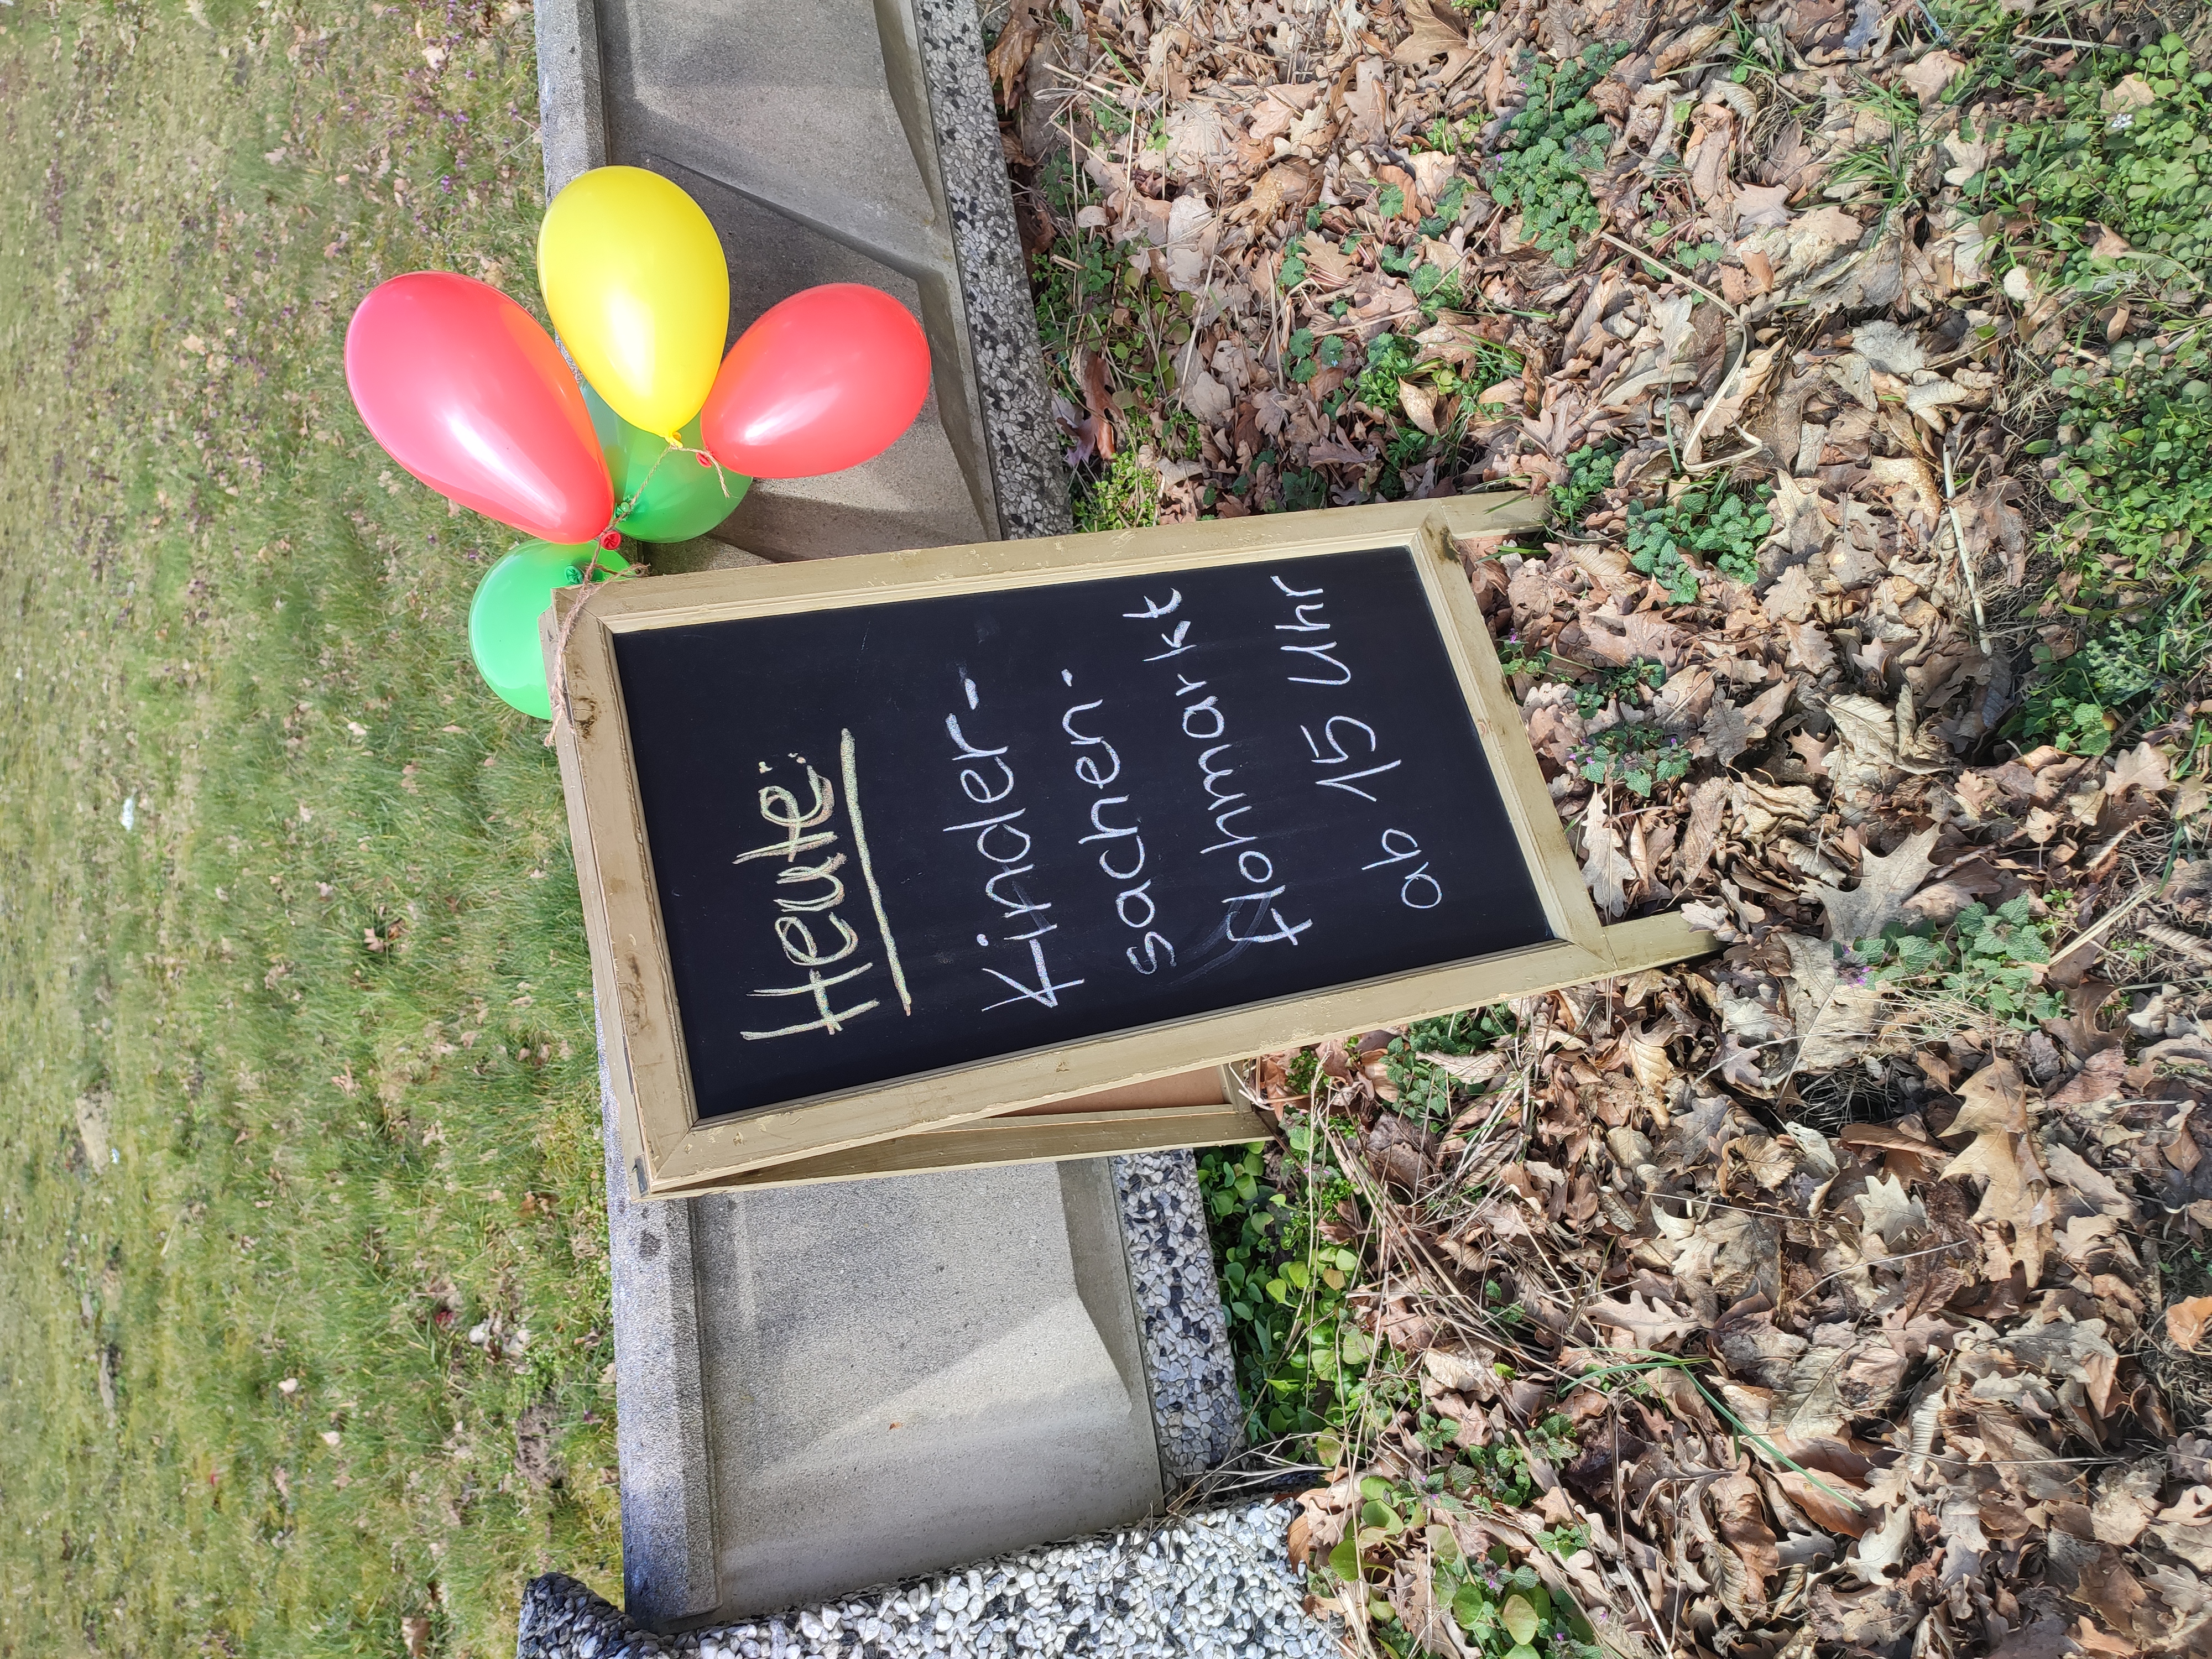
[518,1500,1336,1659]
[1109,1149,1244,1478]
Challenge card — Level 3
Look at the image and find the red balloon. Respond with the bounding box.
[700,284,931,480]
[345,273,613,544]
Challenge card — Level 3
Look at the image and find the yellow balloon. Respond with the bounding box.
[538,166,728,441]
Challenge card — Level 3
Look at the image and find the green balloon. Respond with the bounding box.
[468,539,630,719]
[583,379,750,543]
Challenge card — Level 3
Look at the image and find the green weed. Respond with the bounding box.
[2031,335,2212,586]
[1626,534,1701,605]
[1285,324,1353,384]
[1827,80,1942,216]
[1985,34,2212,294]
[1380,1009,1516,1128]
[1498,634,1667,717]
[1485,45,1626,267]
[1548,442,1620,528]
[1569,721,1692,798]
[1317,1474,1601,1659]
[1625,483,1773,593]
[1196,1139,1376,1452]
[2016,579,2212,755]
[1073,444,1164,531]
[1846,897,2067,1027]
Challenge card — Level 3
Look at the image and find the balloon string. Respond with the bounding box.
[544,552,644,749]
[666,435,736,499]
[604,437,735,542]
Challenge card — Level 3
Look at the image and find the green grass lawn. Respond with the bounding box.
[0,4,626,1654]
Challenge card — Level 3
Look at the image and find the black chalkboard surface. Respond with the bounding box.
[612,545,1553,1124]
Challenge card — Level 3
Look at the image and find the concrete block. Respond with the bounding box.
[690,1161,1165,1616]
[533,0,1070,557]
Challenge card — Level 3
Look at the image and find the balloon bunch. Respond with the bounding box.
[344,167,933,717]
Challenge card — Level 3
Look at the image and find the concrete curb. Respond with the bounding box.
[546,0,1248,1628]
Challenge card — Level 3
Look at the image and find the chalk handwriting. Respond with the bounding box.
[1363,827,1443,909]
[1272,573,1436,911]
[735,737,911,1040]
[1061,671,1177,975]
[945,678,1086,1013]
[1125,588,1312,947]
[1270,573,1352,686]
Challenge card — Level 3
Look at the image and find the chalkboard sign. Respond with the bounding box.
[550,497,1706,1194]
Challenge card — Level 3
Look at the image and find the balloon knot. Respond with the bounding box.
[597,530,622,551]
[697,451,714,467]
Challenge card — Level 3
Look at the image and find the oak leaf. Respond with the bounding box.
[1390,0,1477,85]
[1586,1290,1699,1350]
[1815,826,1938,945]
[1941,1060,2047,1224]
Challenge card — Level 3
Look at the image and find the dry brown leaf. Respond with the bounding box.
[1941,1059,2053,1238]
[1624,1022,1676,1090]
[1850,1502,1914,1584]
[1781,932,1886,1071]
[1229,158,1316,224]
[1867,453,1942,521]
[1900,48,1968,106]
[1777,1469,1871,1537]
[1814,826,1938,944]
[1421,1050,1505,1088]
[1397,378,1439,436]
[2170,1295,2212,1353]
[984,0,1046,105]
[1710,1471,1782,1584]
[1580,795,1635,919]
[1587,1291,1699,1350]
[1390,0,1477,85]
[1422,1344,1501,1397]
[2106,741,2171,797]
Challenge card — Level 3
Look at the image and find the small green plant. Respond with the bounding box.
[1073,444,1162,532]
[1848,896,2067,1027]
[1625,483,1773,592]
[1550,442,1619,527]
[2031,337,2212,586]
[2015,583,2212,755]
[1826,80,1940,216]
[1399,251,1465,315]
[1380,1008,1517,1127]
[1284,325,1352,385]
[1577,658,1666,717]
[1197,1136,1378,1451]
[1499,634,1665,716]
[1626,533,1700,605]
[1317,1474,1601,1659]
[1029,150,1200,441]
[1569,721,1691,797]
[1357,331,1429,410]
[1422,174,1470,237]
[1485,44,1625,267]
[1984,34,2212,292]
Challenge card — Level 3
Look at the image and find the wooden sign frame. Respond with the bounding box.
[547,494,1707,1197]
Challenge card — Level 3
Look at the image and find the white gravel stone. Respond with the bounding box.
[601,1501,1339,1659]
